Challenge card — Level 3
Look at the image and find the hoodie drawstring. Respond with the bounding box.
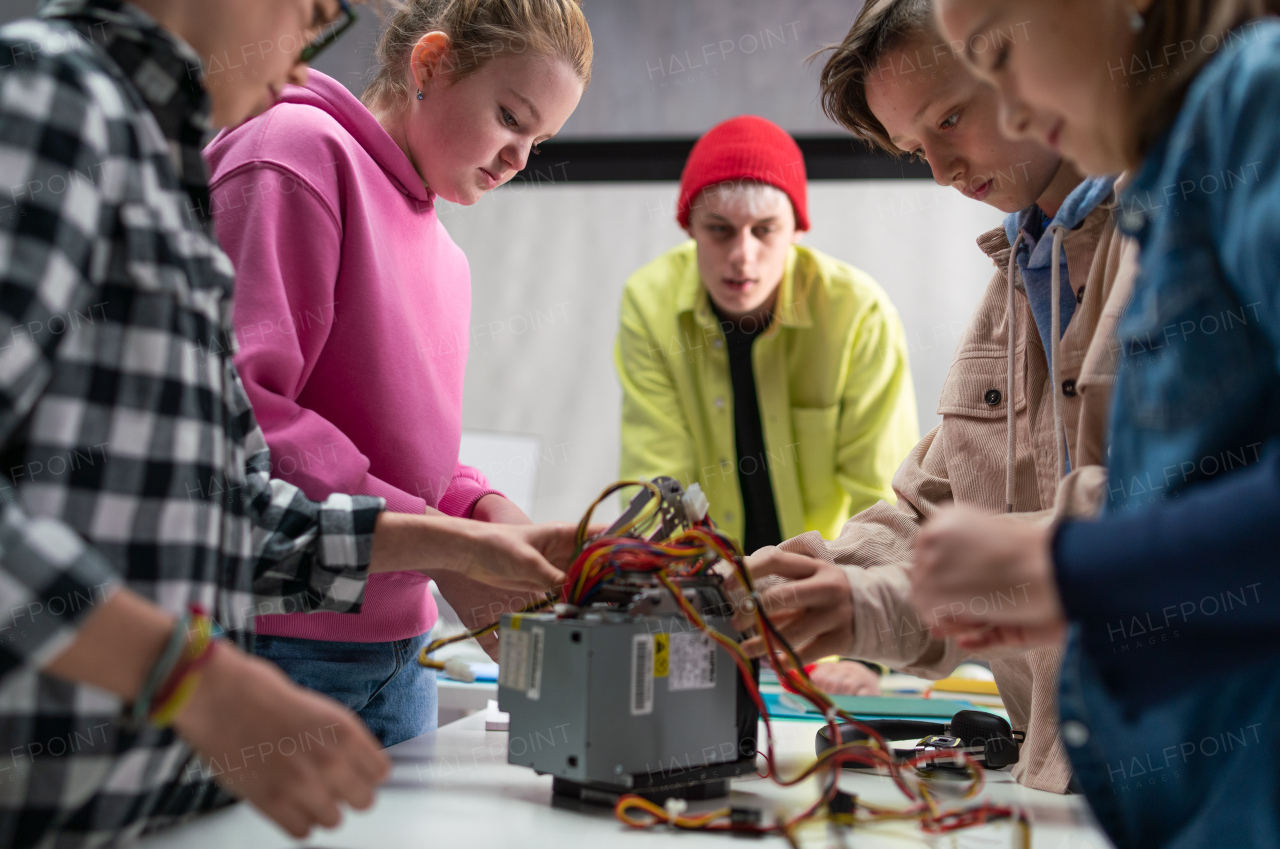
[1004,226,1072,512]
[1049,224,1070,483]
[1004,232,1024,514]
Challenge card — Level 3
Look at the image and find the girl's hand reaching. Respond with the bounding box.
[370,512,574,594]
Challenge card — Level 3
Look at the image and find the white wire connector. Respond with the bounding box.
[681,483,710,522]
[442,657,476,683]
[663,797,689,823]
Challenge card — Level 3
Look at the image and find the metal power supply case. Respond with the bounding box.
[496,608,758,802]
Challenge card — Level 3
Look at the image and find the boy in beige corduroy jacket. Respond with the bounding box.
[751,209,1136,792]
[741,0,1138,793]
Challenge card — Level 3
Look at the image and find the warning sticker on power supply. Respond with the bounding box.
[667,631,716,691]
[498,625,545,700]
[653,633,669,677]
[630,634,655,715]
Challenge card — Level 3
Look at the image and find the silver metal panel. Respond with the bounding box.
[498,612,742,789]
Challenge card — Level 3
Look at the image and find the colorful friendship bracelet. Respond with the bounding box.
[130,611,193,727]
[131,605,224,729]
[148,611,221,728]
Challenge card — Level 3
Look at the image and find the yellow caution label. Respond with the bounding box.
[653,633,669,677]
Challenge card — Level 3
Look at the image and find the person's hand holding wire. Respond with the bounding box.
[910,506,1067,650]
[731,547,856,662]
[431,494,543,660]
[806,659,882,695]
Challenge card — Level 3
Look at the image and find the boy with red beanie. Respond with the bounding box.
[614,116,919,694]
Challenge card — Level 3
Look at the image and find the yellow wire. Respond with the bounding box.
[416,596,554,667]
[574,480,663,547]
[616,796,731,829]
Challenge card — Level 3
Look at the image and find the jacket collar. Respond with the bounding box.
[676,243,811,330]
[1002,175,1119,267]
[978,197,1114,282]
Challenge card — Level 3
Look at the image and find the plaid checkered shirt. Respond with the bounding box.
[0,2,387,845]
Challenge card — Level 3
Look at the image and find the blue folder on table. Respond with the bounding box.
[763,692,999,722]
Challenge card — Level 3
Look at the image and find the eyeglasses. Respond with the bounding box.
[299,0,358,64]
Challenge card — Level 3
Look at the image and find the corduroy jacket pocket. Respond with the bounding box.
[936,351,1028,419]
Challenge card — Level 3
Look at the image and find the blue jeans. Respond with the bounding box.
[254,631,438,747]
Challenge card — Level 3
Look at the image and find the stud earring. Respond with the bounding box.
[1128,6,1146,32]
[416,89,424,100]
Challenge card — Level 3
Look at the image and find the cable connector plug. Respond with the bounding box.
[828,790,857,826]
[663,797,689,824]
[439,657,475,683]
[681,482,710,522]
[729,806,764,838]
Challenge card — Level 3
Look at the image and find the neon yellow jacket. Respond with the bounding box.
[615,241,919,546]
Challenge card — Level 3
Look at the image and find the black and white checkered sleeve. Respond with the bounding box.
[237,402,384,616]
[0,45,124,680]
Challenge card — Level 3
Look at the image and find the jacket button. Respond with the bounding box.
[1076,285,1086,304]
[720,458,730,468]
[713,338,724,349]
[1062,720,1090,748]
[715,397,726,409]
[1062,379,1077,398]
[724,511,734,523]
[984,389,1002,406]
[1120,210,1146,232]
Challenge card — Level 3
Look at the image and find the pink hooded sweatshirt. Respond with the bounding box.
[205,71,498,642]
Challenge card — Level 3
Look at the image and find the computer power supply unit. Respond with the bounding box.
[496,479,760,805]
[497,586,758,804]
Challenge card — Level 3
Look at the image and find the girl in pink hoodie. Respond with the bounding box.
[205,0,592,745]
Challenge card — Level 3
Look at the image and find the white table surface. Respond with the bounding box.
[135,712,1114,849]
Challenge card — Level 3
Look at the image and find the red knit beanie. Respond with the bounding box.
[677,115,809,231]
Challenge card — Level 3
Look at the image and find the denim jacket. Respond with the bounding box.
[1059,19,1280,849]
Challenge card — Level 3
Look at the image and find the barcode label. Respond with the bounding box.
[630,634,654,715]
[527,627,545,701]
[498,627,531,692]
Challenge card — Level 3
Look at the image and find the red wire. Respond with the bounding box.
[576,520,1022,842]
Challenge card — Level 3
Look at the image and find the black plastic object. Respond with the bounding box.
[950,710,1021,769]
[815,718,945,760]
[829,791,857,816]
[814,711,1022,770]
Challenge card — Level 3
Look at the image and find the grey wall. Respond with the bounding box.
[524,1,857,137]
[1,3,858,137]
[307,0,858,137]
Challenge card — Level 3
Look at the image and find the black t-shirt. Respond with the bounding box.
[712,305,783,554]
